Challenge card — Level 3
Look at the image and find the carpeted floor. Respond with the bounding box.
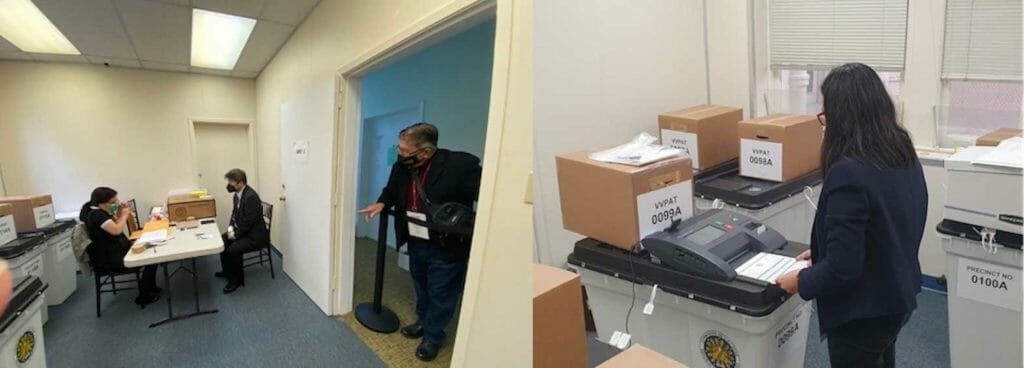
[338,237,459,368]
[586,290,951,367]
[43,254,384,368]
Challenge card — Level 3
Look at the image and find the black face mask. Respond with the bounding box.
[226,184,238,193]
[399,153,420,169]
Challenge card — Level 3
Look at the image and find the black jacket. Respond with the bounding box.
[231,185,269,244]
[377,149,482,247]
[798,158,927,333]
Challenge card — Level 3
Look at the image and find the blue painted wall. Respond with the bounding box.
[357,19,495,241]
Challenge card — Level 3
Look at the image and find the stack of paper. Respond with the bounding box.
[735,252,808,283]
[137,230,168,245]
[973,137,1024,169]
[589,132,683,166]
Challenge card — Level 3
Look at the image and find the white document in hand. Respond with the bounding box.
[735,252,808,283]
[138,230,168,245]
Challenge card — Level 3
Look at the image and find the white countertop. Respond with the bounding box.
[123,222,224,268]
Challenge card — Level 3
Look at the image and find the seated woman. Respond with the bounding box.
[79,187,161,306]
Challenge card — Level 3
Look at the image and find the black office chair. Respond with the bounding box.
[242,201,275,279]
[86,244,142,318]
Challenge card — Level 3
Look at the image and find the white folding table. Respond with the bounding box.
[124,221,224,328]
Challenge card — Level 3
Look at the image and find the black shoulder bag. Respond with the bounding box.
[410,176,476,248]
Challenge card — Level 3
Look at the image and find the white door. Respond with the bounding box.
[193,122,253,231]
[356,106,423,246]
[279,80,334,314]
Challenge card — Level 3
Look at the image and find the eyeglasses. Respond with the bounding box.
[816,112,826,126]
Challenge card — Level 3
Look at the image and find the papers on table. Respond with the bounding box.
[973,137,1024,169]
[137,229,168,245]
[735,252,808,283]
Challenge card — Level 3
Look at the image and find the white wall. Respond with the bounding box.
[0,61,255,216]
[533,0,708,265]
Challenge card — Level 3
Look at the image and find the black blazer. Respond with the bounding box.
[231,185,269,245]
[377,149,482,247]
[798,158,928,333]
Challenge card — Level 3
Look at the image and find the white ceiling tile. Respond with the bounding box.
[190,66,234,76]
[33,0,138,59]
[116,0,191,64]
[140,60,190,72]
[0,37,19,52]
[85,56,143,68]
[31,54,90,63]
[233,21,293,72]
[231,70,259,79]
[259,0,318,26]
[193,0,265,18]
[0,52,33,61]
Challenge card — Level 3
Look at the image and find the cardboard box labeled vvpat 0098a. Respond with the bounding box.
[556,151,694,251]
[0,195,55,232]
[166,195,216,222]
[976,128,1023,147]
[0,203,16,246]
[738,114,822,182]
[534,265,587,368]
[659,105,743,170]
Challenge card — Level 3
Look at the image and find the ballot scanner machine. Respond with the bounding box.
[569,209,811,368]
[0,276,47,368]
[20,219,78,306]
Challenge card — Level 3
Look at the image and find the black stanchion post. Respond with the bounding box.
[355,209,400,333]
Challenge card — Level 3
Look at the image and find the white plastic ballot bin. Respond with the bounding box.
[1,235,48,324]
[694,167,821,245]
[0,277,47,368]
[938,231,1022,368]
[30,220,78,305]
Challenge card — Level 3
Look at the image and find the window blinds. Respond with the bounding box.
[769,0,909,71]
[942,0,1023,81]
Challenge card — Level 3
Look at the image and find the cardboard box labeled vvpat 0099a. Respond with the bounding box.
[0,195,55,232]
[166,195,216,222]
[976,128,1023,147]
[738,114,822,182]
[0,203,16,246]
[556,151,694,251]
[534,265,587,368]
[659,105,743,170]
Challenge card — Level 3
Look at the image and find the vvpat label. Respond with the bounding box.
[32,204,55,228]
[661,129,700,168]
[957,257,1022,312]
[636,180,693,239]
[0,215,15,246]
[741,139,783,181]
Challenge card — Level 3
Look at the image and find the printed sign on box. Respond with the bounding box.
[0,215,15,246]
[661,130,700,168]
[32,205,54,229]
[636,180,694,239]
[957,257,1022,311]
[740,139,783,182]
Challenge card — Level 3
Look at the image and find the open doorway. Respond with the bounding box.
[341,15,495,367]
[189,119,256,232]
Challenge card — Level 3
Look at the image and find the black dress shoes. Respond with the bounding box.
[415,340,441,362]
[214,271,227,278]
[134,290,162,308]
[223,283,242,294]
[400,323,424,339]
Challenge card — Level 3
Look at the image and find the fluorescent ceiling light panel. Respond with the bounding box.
[0,0,79,54]
[191,9,256,70]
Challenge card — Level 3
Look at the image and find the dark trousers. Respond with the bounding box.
[407,237,468,344]
[220,234,260,285]
[827,313,911,368]
[138,265,158,295]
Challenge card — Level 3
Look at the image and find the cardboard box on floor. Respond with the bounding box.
[534,264,587,368]
[597,345,688,368]
[556,152,694,251]
[0,195,55,232]
[166,194,216,222]
[659,105,743,170]
[976,128,1023,147]
[0,204,15,246]
[738,114,822,182]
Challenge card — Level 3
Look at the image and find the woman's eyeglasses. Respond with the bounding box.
[816,112,826,126]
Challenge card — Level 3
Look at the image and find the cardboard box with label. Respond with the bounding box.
[659,105,743,170]
[534,265,587,368]
[976,128,1023,147]
[738,114,822,182]
[0,203,16,246]
[166,194,216,222]
[0,195,55,232]
[556,151,694,251]
[597,345,688,368]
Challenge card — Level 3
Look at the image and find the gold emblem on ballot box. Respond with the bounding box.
[701,330,738,368]
[16,330,35,363]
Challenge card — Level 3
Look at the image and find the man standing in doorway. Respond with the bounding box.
[360,122,482,361]
[217,168,269,294]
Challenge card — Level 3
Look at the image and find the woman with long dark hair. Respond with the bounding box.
[776,63,928,368]
[80,187,161,306]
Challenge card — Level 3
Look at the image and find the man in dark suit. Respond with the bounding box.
[360,122,481,362]
[216,168,269,294]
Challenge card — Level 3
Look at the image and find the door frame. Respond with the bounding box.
[327,0,497,317]
[187,118,259,191]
